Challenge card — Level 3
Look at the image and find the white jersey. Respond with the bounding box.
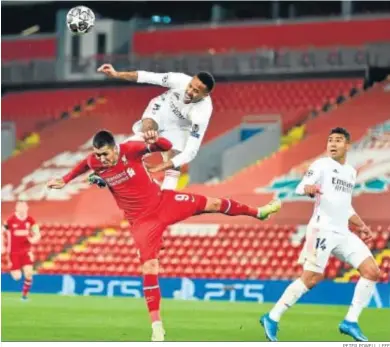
[136,71,213,168]
[295,157,357,233]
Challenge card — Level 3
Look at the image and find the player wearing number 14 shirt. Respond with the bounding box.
[47,129,281,342]
[260,128,380,342]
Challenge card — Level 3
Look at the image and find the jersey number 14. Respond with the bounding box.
[315,238,327,251]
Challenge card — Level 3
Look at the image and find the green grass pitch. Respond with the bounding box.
[2,292,390,342]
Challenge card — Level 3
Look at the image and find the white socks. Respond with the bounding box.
[161,169,180,190]
[269,279,309,322]
[152,321,163,328]
[268,277,376,323]
[345,277,376,322]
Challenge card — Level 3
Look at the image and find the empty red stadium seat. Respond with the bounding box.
[2,90,100,139]
[21,220,388,283]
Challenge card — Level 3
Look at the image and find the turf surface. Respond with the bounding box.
[2,292,390,342]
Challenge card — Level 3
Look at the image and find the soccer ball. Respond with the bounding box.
[66,6,95,35]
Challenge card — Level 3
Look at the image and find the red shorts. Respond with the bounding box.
[130,190,207,263]
[9,251,34,271]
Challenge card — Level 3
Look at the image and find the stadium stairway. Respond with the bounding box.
[38,225,108,274]
[2,90,104,140]
[1,224,96,273]
[94,79,361,141]
[2,79,388,282]
[1,78,362,146]
[2,78,363,225]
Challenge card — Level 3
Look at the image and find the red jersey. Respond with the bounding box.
[4,214,36,254]
[63,138,172,221]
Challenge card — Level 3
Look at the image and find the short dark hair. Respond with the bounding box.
[329,127,351,142]
[93,130,116,148]
[196,71,215,92]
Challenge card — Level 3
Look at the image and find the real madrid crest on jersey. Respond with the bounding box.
[190,124,200,138]
[305,169,313,177]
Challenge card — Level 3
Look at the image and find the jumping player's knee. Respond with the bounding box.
[141,118,158,132]
[301,270,323,289]
[10,270,22,281]
[358,257,380,282]
[142,259,159,275]
[204,198,222,212]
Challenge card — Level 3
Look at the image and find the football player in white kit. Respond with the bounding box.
[97,64,214,190]
[261,127,380,342]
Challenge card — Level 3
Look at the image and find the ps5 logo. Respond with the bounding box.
[83,279,142,297]
[58,275,142,297]
[173,278,265,302]
[204,283,264,302]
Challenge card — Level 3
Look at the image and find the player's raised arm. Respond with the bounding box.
[97,64,189,89]
[295,159,323,197]
[47,158,90,189]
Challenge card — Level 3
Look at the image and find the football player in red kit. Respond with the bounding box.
[47,130,281,341]
[2,201,41,300]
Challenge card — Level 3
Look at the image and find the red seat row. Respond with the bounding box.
[22,222,388,282]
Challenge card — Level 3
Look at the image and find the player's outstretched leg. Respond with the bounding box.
[21,265,34,301]
[339,256,380,342]
[142,259,165,342]
[203,197,281,221]
[261,271,320,341]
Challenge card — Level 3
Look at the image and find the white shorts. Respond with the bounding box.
[131,97,189,153]
[136,96,164,129]
[298,226,373,273]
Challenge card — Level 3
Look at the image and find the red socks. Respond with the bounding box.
[219,199,258,217]
[22,278,32,298]
[143,274,161,322]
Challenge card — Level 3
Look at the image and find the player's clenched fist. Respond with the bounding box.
[97,63,118,78]
[303,184,322,198]
[142,130,159,144]
[47,178,66,189]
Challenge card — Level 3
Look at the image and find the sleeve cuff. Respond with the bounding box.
[136,70,148,83]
